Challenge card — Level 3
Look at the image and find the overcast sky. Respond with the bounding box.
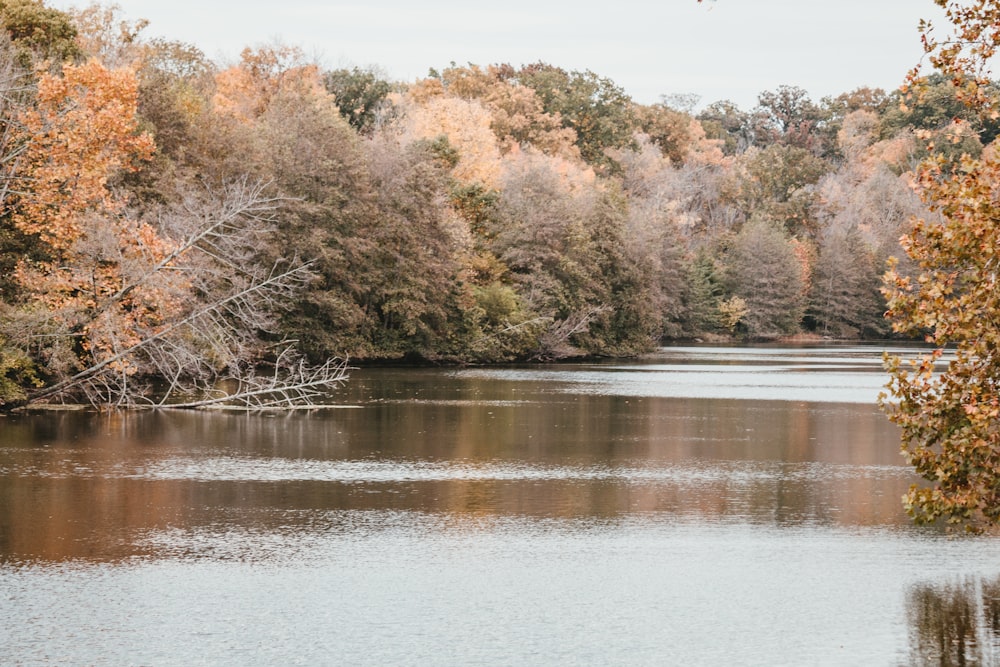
[48,1,947,110]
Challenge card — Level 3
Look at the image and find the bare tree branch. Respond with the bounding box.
[23,178,346,410]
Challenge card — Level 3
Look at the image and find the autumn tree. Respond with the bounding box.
[732,143,829,236]
[514,63,636,170]
[808,109,923,338]
[0,31,37,294]
[725,216,806,338]
[8,60,155,249]
[683,249,726,335]
[487,150,613,358]
[614,133,709,335]
[0,0,80,63]
[67,2,148,68]
[697,99,751,155]
[0,32,36,404]
[880,72,1000,148]
[358,133,469,359]
[751,85,824,150]
[881,0,1000,530]
[0,50,344,408]
[634,101,698,165]
[17,179,349,409]
[246,77,378,359]
[133,38,214,179]
[213,43,321,122]
[434,63,578,158]
[394,92,503,187]
[816,87,890,158]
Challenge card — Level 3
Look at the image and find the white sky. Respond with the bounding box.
[48,1,948,110]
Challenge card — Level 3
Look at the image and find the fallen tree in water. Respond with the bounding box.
[13,179,349,410]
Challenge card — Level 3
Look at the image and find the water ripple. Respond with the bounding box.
[105,456,911,485]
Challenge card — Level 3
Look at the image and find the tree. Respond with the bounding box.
[489,149,610,358]
[0,54,344,409]
[881,0,1000,530]
[359,135,466,359]
[2,60,159,395]
[132,37,214,178]
[881,73,1000,148]
[247,79,377,360]
[0,0,80,64]
[697,99,751,155]
[8,60,155,250]
[725,216,806,339]
[0,31,39,295]
[751,85,823,150]
[67,2,148,67]
[213,43,321,122]
[323,65,394,135]
[816,87,890,158]
[435,63,578,158]
[515,63,636,170]
[395,93,503,187]
[732,143,829,236]
[634,101,697,165]
[810,224,884,338]
[14,179,348,409]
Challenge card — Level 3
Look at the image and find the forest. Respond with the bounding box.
[0,0,988,409]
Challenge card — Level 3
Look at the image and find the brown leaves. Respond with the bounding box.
[882,1,1000,531]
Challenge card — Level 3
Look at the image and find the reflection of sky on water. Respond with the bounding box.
[451,345,950,404]
[0,344,992,667]
[3,455,909,484]
[4,514,1000,666]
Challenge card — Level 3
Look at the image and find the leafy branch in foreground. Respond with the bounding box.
[880,0,1000,531]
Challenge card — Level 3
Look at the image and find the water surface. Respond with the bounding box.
[1,345,997,665]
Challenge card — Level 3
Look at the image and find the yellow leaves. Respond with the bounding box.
[718,296,748,333]
[398,94,504,188]
[684,117,728,167]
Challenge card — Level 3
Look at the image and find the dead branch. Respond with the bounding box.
[23,178,343,410]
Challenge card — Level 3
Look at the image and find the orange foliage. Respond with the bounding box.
[399,94,503,187]
[16,214,181,374]
[438,64,578,159]
[11,60,154,252]
[213,45,326,121]
[684,118,728,167]
[882,0,1000,530]
[9,61,182,375]
[788,236,815,297]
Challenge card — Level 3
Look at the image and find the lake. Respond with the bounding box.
[2,345,999,665]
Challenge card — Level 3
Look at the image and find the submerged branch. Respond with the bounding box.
[163,353,351,410]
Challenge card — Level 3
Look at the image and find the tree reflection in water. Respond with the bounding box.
[907,575,1000,666]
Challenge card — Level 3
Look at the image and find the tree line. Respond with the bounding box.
[0,0,986,408]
